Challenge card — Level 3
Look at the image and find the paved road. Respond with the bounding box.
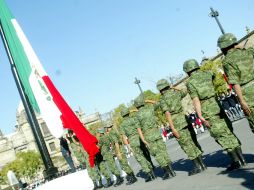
[106,118,254,190]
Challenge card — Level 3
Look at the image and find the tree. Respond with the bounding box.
[0,151,43,184]
[112,104,127,128]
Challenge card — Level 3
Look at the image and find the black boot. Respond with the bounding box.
[145,172,153,182]
[226,150,241,172]
[104,178,113,188]
[235,147,247,166]
[97,180,103,189]
[162,166,170,180]
[188,158,202,176]
[114,175,124,187]
[168,164,176,177]
[126,172,137,185]
[198,155,207,171]
[93,181,98,190]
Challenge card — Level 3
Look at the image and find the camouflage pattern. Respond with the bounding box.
[69,140,86,165]
[222,47,254,130]
[119,115,152,173]
[217,33,237,49]
[121,107,130,117]
[83,151,102,182]
[136,104,172,167]
[186,69,241,152]
[183,59,199,73]
[156,79,170,91]
[108,128,134,174]
[134,95,145,108]
[97,133,121,176]
[159,89,202,160]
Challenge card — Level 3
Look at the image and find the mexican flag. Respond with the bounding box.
[0,0,99,167]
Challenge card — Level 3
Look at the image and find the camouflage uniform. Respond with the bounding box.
[134,97,175,179]
[218,33,254,132]
[119,111,153,173]
[67,133,103,188]
[184,59,243,171]
[157,79,205,175]
[97,128,124,187]
[107,126,137,185]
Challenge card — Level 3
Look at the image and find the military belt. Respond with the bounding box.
[200,95,215,103]
[241,79,254,89]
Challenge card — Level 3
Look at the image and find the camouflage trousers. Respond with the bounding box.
[101,153,120,177]
[208,115,240,152]
[242,82,254,132]
[118,146,134,174]
[178,127,202,160]
[86,161,101,182]
[148,138,171,167]
[98,160,111,179]
[131,145,152,173]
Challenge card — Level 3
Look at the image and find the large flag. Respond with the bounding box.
[0,0,99,167]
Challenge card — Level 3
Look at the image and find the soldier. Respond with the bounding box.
[97,128,124,187]
[183,59,245,171]
[134,95,176,180]
[218,33,254,139]
[105,123,137,185]
[156,79,206,175]
[119,107,155,182]
[67,130,103,189]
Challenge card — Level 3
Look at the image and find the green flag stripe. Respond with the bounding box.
[0,0,40,112]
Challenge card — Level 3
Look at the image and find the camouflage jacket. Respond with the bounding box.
[97,134,112,156]
[187,70,221,118]
[160,89,188,130]
[136,105,161,142]
[223,48,254,85]
[119,115,140,147]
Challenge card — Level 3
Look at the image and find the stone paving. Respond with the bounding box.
[107,118,254,190]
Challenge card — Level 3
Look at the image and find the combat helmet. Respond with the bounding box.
[156,79,170,91]
[97,128,105,134]
[217,33,237,49]
[121,107,130,117]
[134,95,145,108]
[105,121,113,128]
[183,59,199,73]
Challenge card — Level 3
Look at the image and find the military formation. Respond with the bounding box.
[65,33,254,189]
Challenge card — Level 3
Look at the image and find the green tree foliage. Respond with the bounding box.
[200,59,228,95]
[0,151,42,184]
[112,104,127,128]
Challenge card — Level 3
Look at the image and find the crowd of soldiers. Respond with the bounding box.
[64,33,254,189]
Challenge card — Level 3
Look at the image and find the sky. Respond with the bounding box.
[0,0,253,134]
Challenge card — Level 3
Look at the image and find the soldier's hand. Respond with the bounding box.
[200,117,210,128]
[240,101,251,116]
[117,152,123,160]
[143,140,150,149]
[171,128,180,139]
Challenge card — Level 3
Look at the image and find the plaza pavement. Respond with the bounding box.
[107,118,254,190]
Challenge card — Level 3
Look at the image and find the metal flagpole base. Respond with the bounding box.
[43,167,58,180]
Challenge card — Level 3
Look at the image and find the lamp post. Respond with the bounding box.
[209,7,225,34]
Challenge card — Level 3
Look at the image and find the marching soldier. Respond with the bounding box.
[119,107,155,182]
[183,59,244,171]
[156,79,206,175]
[134,95,176,180]
[218,33,254,141]
[105,123,137,185]
[97,128,123,187]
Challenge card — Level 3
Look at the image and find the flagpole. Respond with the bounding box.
[0,22,58,179]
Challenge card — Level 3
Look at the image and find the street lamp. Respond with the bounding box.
[209,7,225,34]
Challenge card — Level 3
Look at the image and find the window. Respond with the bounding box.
[41,122,50,136]
[49,142,56,152]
